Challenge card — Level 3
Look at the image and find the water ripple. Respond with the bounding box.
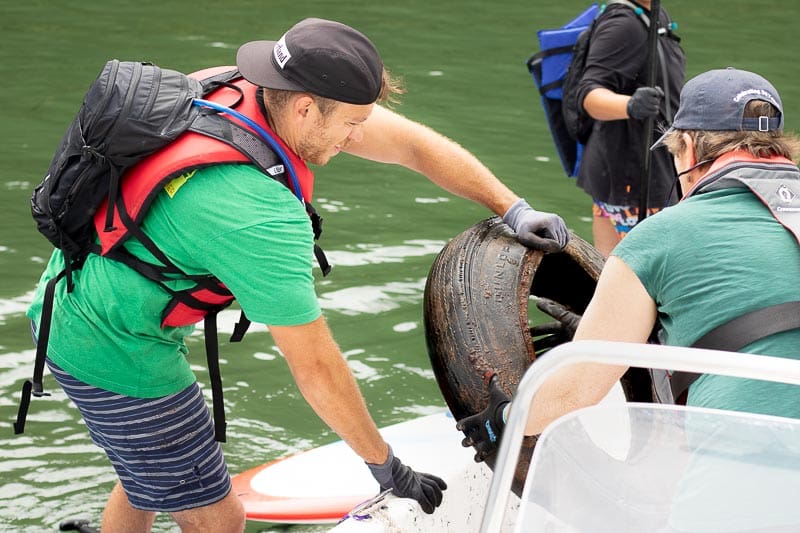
[323,240,445,267]
[317,279,427,316]
[0,290,34,323]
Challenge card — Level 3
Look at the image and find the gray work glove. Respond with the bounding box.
[536,297,582,338]
[503,198,570,252]
[456,374,511,463]
[626,86,664,120]
[366,446,447,514]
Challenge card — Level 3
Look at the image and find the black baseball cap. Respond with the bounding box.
[236,18,383,105]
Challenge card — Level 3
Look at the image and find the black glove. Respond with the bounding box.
[626,86,664,120]
[503,198,570,252]
[536,297,582,338]
[456,375,511,462]
[366,446,447,514]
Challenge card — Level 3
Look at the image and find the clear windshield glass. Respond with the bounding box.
[518,403,800,532]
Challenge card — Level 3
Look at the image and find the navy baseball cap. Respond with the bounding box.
[652,67,783,149]
[237,18,383,105]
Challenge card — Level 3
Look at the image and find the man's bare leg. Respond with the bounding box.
[100,482,156,533]
[171,490,245,533]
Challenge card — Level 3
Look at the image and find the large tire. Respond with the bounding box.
[423,217,623,495]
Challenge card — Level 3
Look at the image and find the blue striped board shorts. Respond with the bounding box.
[46,360,232,512]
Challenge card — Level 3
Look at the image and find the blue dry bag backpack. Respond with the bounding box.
[527,4,599,177]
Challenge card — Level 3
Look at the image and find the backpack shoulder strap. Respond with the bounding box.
[204,312,227,442]
[14,273,61,434]
[605,0,650,26]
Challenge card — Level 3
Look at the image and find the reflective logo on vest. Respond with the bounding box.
[778,184,796,204]
[266,164,284,176]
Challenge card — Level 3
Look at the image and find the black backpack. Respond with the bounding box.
[16,60,316,440]
[560,24,596,145]
[32,60,242,276]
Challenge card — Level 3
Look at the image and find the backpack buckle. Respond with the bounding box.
[32,381,51,398]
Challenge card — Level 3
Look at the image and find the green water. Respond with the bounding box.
[1,1,798,531]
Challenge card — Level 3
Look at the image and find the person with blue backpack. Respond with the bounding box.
[574,0,685,256]
[23,17,569,533]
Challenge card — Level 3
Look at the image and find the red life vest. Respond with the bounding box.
[92,67,317,328]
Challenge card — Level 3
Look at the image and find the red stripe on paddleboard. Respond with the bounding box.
[232,458,373,523]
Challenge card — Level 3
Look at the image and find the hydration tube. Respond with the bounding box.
[191,98,304,203]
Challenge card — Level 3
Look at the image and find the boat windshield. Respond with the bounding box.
[518,402,800,532]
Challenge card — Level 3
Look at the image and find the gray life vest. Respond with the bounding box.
[651,158,800,404]
[692,159,800,244]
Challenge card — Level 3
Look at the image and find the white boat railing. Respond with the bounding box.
[480,340,800,533]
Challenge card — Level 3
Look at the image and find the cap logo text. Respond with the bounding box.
[273,35,291,69]
[733,88,778,107]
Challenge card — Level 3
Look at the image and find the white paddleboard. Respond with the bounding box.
[232,409,472,523]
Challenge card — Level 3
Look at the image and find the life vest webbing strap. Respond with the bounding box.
[692,300,800,353]
[666,300,800,404]
[305,203,331,276]
[204,313,226,442]
[230,312,251,343]
[111,193,186,277]
[314,244,331,277]
[158,289,232,329]
[107,192,228,295]
[102,246,225,297]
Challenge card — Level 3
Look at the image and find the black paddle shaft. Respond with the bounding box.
[58,518,99,533]
[637,0,661,223]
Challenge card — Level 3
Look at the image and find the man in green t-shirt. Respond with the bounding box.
[26,18,570,533]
